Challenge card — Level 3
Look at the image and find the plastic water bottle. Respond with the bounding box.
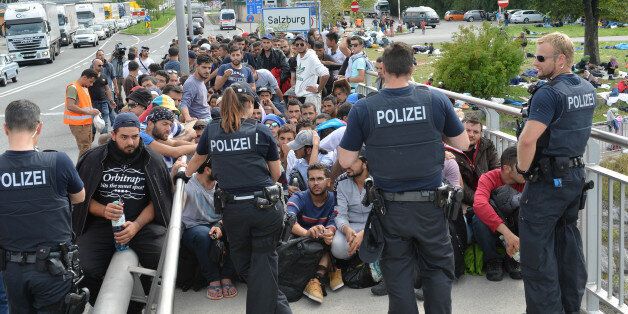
[112,198,128,252]
[499,235,520,262]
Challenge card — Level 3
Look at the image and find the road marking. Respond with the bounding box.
[49,102,65,110]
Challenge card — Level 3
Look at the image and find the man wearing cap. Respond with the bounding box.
[293,34,329,113]
[256,35,290,88]
[286,129,335,193]
[181,55,212,122]
[259,87,285,116]
[141,107,197,168]
[73,112,173,311]
[262,114,285,139]
[124,88,152,116]
[64,69,101,157]
[138,46,154,74]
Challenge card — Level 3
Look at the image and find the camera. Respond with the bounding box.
[113,43,127,58]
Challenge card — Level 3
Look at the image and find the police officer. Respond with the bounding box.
[0,100,86,312]
[337,42,469,314]
[516,32,594,313]
[185,87,292,314]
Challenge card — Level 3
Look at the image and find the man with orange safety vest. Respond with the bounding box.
[64,69,101,157]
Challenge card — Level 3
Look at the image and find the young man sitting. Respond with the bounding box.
[472,146,525,281]
[286,163,341,303]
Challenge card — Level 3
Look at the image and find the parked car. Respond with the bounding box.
[510,10,545,23]
[444,10,464,21]
[73,28,99,48]
[116,19,128,29]
[463,10,495,22]
[91,24,107,40]
[103,20,117,33]
[0,54,19,87]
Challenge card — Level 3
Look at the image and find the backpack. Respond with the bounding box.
[355,54,375,72]
[336,255,377,289]
[449,212,468,279]
[176,245,207,292]
[277,237,325,302]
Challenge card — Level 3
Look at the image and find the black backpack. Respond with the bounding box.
[277,237,325,302]
[449,213,468,279]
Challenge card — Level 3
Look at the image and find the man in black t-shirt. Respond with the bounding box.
[90,59,116,131]
[74,113,171,311]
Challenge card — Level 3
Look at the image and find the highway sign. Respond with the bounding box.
[262,7,311,32]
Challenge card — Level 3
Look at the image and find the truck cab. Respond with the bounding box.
[4,2,61,64]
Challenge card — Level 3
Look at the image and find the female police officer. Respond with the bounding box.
[185,87,292,313]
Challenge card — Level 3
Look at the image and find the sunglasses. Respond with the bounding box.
[294,43,306,47]
[535,54,555,63]
[265,122,279,128]
[350,43,361,48]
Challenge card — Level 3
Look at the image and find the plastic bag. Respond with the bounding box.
[93,115,106,133]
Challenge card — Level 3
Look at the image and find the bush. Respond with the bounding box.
[434,22,524,99]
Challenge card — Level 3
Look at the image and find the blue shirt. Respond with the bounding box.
[217,64,255,89]
[339,85,464,192]
[287,191,336,229]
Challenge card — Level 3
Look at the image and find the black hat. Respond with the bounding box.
[126,88,152,107]
[257,86,272,95]
[210,107,221,120]
[293,34,307,43]
[359,211,385,263]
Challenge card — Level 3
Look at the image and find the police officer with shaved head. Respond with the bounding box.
[185,87,292,314]
[516,32,595,313]
[338,42,469,313]
[0,100,88,313]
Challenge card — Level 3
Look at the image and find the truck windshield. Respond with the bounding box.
[6,22,45,36]
[58,14,66,26]
[77,11,94,20]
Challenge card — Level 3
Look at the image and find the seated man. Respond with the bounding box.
[472,146,525,282]
[287,163,340,303]
[286,129,335,193]
[180,158,237,300]
[73,113,172,312]
[446,116,500,213]
[141,106,197,168]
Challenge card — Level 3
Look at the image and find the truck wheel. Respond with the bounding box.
[0,76,6,87]
[73,44,78,48]
[12,72,17,83]
[431,25,436,28]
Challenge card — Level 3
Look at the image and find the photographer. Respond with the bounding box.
[110,43,127,103]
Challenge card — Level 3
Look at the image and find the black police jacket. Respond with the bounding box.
[72,142,173,236]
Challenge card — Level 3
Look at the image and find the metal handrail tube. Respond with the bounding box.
[93,250,139,313]
[156,161,188,313]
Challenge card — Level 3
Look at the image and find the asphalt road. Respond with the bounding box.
[0,16,243,162]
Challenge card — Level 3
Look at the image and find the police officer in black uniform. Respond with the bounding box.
[516,33,595,313]
[185,87,292,314]
[0,100,87,313]
[338,42,469,314]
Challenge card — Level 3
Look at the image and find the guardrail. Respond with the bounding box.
[357,72,628,313]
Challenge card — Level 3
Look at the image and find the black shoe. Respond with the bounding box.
[485,259,504,282]
[505,258,522,280]
[371,280,388,296]
[414,288,424,301]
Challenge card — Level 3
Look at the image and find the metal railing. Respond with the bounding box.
[358,71,628,313]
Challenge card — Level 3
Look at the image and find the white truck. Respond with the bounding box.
[363,0,390,18]
[4,2,61,64]
[57,4,78,46]
[76,3,105,27]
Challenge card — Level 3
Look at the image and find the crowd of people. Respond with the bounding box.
[4,25,575,313]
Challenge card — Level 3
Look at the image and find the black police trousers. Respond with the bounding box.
[520,168,587,314]
[76,220,166,313]
[222,201,292,314]
[379,200,454,314]
[2,262,71,313]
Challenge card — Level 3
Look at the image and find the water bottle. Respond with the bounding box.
[112,198,128,252]
[499,235,520,262]
[291,177,299,190]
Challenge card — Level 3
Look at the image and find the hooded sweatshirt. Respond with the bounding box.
[295,49,329,97]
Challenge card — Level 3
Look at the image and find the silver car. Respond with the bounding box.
[510,10,545,23]
[0,54,19,87]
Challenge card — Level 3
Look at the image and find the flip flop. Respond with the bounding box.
[207,284,223,300]
[221,282,238,298]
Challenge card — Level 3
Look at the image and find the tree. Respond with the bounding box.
[433,23,524,99]
[582,0,599,64]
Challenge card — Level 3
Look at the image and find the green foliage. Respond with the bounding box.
[433,22,524,99]
[122,9,174,35]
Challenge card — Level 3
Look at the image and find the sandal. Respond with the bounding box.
[221,279,238,298]
[207,283,224,300]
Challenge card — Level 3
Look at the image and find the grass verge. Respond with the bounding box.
[122,9,175,35]
[504,24,628,38]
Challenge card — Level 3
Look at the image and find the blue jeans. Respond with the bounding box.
[0,272,8,314]
[472,214,502,263]
[181,224,236,283]
[93,100,116,131]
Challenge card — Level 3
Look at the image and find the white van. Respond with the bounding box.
[219,9,236,30]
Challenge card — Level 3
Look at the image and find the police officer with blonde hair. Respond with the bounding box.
[516,32,595,313]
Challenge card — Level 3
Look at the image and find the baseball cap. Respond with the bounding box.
[287,129,314,151]
[257,86,272,95]
[293,34,307,43]
[262,34,273,40]
[262,114,285,127]
[151,95,180,114]
[200,43,211,51]
[113,112,141,130]
[126,88,152,107]
[188,50,197,59]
